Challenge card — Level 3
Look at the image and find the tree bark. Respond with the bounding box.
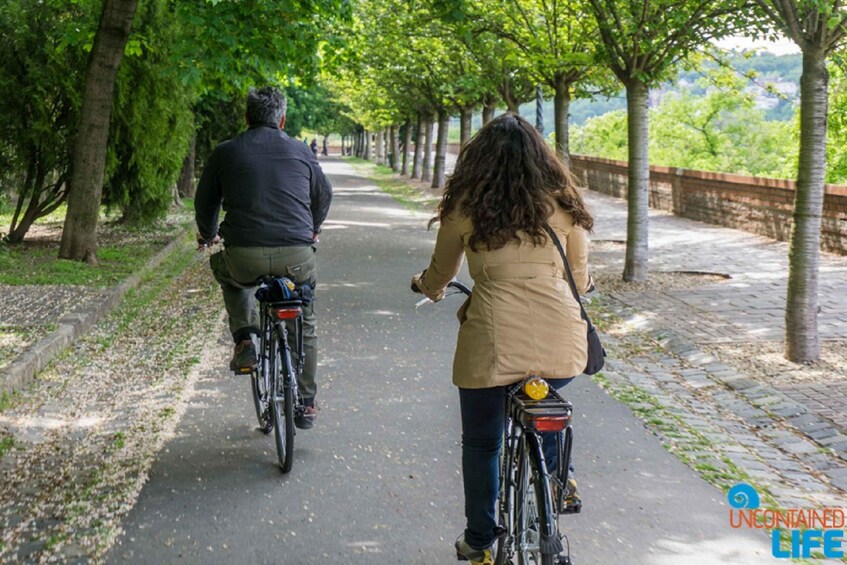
[177,135,196,198]
[375,128,384,164]
[553,75,571,167]
[412,114,424,179]
[390,125,399,172]
[460,107,472,147]
[422,117,434,183]
[432,111,449,189]
[623,78,650,282]
[786,49,828,362]
[482,101,496,125]
[363,129,371,160]
[59,0,139,264]
[401,119,412,175]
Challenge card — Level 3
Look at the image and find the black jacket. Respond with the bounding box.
[195,124,333,247]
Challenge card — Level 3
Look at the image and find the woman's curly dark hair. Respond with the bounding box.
[430,112,593,251]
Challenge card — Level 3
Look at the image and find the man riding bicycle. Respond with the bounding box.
[195,86,332,430]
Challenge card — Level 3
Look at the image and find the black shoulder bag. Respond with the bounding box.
[543,224,606,375]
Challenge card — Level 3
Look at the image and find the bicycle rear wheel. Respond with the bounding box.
[516,435,557,565]
[271,334,295,473]
[496,428,518,565]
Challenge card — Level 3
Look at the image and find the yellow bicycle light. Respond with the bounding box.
[523,377,549,400]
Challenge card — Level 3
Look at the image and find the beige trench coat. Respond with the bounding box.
[417,206,590,389]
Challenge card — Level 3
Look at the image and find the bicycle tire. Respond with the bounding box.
[495,429,517,565]
[271,335,295,473]
[516,436,556,565]
[271,387,294,472]
[251,371,272,434]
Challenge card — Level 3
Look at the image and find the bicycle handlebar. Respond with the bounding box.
[447,280,471,296]
[414,278,472,309]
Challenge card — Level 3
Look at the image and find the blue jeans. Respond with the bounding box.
[458,377,574,550]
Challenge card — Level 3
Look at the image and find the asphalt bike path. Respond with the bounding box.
[108,157,775,564]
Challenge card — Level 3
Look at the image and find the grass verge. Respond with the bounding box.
[346,157,440,213]
[0,202,193,286]
[0,238,222,562]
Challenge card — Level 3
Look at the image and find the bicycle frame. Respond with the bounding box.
[259,301,304,409]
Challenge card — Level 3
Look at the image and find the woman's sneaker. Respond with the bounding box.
[455,535,494,565]
[552,477,582,514]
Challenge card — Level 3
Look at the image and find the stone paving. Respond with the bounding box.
[584,189,847,509]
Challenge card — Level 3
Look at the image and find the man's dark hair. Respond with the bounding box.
[246,86,287,126]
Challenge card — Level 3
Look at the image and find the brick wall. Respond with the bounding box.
[570,155,847,255]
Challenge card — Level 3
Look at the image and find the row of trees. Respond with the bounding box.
[0,0,352,254]
[328,0,847,363]
[3,0,842,362]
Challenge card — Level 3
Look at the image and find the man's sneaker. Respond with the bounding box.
[229,340,257,372]
[455,535,494,565]
[294,403,317,430]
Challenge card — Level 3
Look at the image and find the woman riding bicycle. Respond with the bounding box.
[411,113,594,565]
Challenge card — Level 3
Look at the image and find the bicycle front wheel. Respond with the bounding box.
[516,435,557,565]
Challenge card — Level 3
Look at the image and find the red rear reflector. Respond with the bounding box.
[274,308,301,319]
[532,416,566,432]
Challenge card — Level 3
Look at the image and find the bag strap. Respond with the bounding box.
[543,223,592,326]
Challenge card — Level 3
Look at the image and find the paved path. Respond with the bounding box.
[108,158,776,564]
[588,192,847,344]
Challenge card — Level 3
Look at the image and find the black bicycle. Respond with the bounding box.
[495,376,576,565]
[245,276,310,473]
[416,280,577,565]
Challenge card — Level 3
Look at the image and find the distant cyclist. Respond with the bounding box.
[412,113,593,564]
[195,86,332,429]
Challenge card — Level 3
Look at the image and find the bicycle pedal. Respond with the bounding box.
[234,367,253,375]
[560,500,582,515]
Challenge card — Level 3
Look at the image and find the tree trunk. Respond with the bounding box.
[553,75,571,167]
[535,85,544,133]
[390,125,399,172]
[172,184,181,208]
[460,107,472,147]
[422,117,434,183]
[401,119,412,175]
[482,101,496,125]
[412,114,424,179]
[177,134,196,198]
[432,111,449,189]
[786,50,828,362]
[375,128,384,164]
[7,175,69,245]
[364,129,371,160]
[59,0,139,264]
[623,78,650,282]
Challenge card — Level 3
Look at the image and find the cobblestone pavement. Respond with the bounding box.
[585,190,847,509]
